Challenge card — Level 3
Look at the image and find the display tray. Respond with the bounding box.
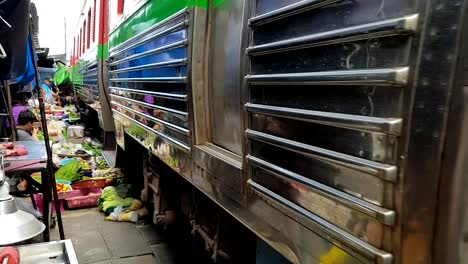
[1,239,78,264]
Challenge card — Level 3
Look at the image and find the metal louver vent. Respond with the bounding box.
[108,9,191,153]
[245,0,421,263]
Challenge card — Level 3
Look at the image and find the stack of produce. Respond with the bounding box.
[56,182,71,192]
[92,168,123,178]
[82,140,103,156]
[98,186,148,223]
[55,160,83,183]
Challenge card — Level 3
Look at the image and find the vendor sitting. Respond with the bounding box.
[5,91,29,129]
[16,110,39,141]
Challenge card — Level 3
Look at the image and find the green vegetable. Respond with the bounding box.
[97,159,108,169]
[82,141,94,151]
[127,124,146,141]
[68,111,80,119]
[62,127,68,141]
[55,160,83,182]
[103,198,134,212]
[82,141,103,157]
[92,148,102,156]
[37,131,44,141]
[98,186,134,214]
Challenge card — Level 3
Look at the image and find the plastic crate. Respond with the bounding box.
[71,179,112,189]
[64,188,102,209]
[33,194,65,213]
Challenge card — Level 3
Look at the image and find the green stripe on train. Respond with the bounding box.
[109,0,225,49]
[213,0,225,7]
[98,43,109,60]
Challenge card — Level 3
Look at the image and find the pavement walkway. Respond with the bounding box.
[50,208,175,264]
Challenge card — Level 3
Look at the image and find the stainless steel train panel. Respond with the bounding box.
[77,58,100,105]
[75,53,115,133]
[244,0,422,262]
[207,0,246,155]
[189,0,249,205]
[104,0,468,263]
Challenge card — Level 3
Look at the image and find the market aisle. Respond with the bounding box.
[50,208,176,264]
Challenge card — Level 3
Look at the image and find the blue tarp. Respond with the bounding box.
[11,34,37,86]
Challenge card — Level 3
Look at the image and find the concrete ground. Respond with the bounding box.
[50,208,175,264]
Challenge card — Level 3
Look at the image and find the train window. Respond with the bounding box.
[79,29,82,56]
[82,21,86,52]
[72,38,75,63]
[93,0,97,42]
[87,10,91,48]
[117,0,124,15]
[79,35,81,55]
[81,20,86,53]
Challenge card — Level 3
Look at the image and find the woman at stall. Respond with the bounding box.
[41,77,56,105]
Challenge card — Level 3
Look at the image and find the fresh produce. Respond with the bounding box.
[37,131,44,141]
[127,124,146,141]
[67,111,80,119]
[98,186,135,214]
[92,168,123,178]
[53,142,84,157]
[113,175,137,198]
[124,199,143,213]
[80,160,92,171]
[96,159,108,169]
[56,183,71,192]
[82,141,103,156]
[105,206,148,223]
[55,160,83,183]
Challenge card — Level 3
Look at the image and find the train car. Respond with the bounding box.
[70,0,114,149]
[71,0,468,263]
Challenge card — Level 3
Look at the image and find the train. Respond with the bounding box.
[69,0,468,263]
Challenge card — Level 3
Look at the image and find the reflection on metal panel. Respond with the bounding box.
[208,0,245,155]
[247,15,418,55]
[248,180,393,264]
[253,0,417,45]
[246,103,402,135]
[247,155,395,225]
[246,68,409,87]
[109,40,188,67]
[109,58,187,74]
[78,60,100,106]
[249,0,345,26]
[249,114,397,163]
[113,110,190,152]
[111,101,190,136]
[109,11,192,154]
[109,86,188,101]
[247,129,397,181]
[109,11,189,56]
[193,144,243,203]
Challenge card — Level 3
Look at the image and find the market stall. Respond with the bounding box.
[0,0,66,251]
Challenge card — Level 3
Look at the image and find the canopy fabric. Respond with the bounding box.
[0,0,31,81]
[11,34,37,86]
[54,64,70,85]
